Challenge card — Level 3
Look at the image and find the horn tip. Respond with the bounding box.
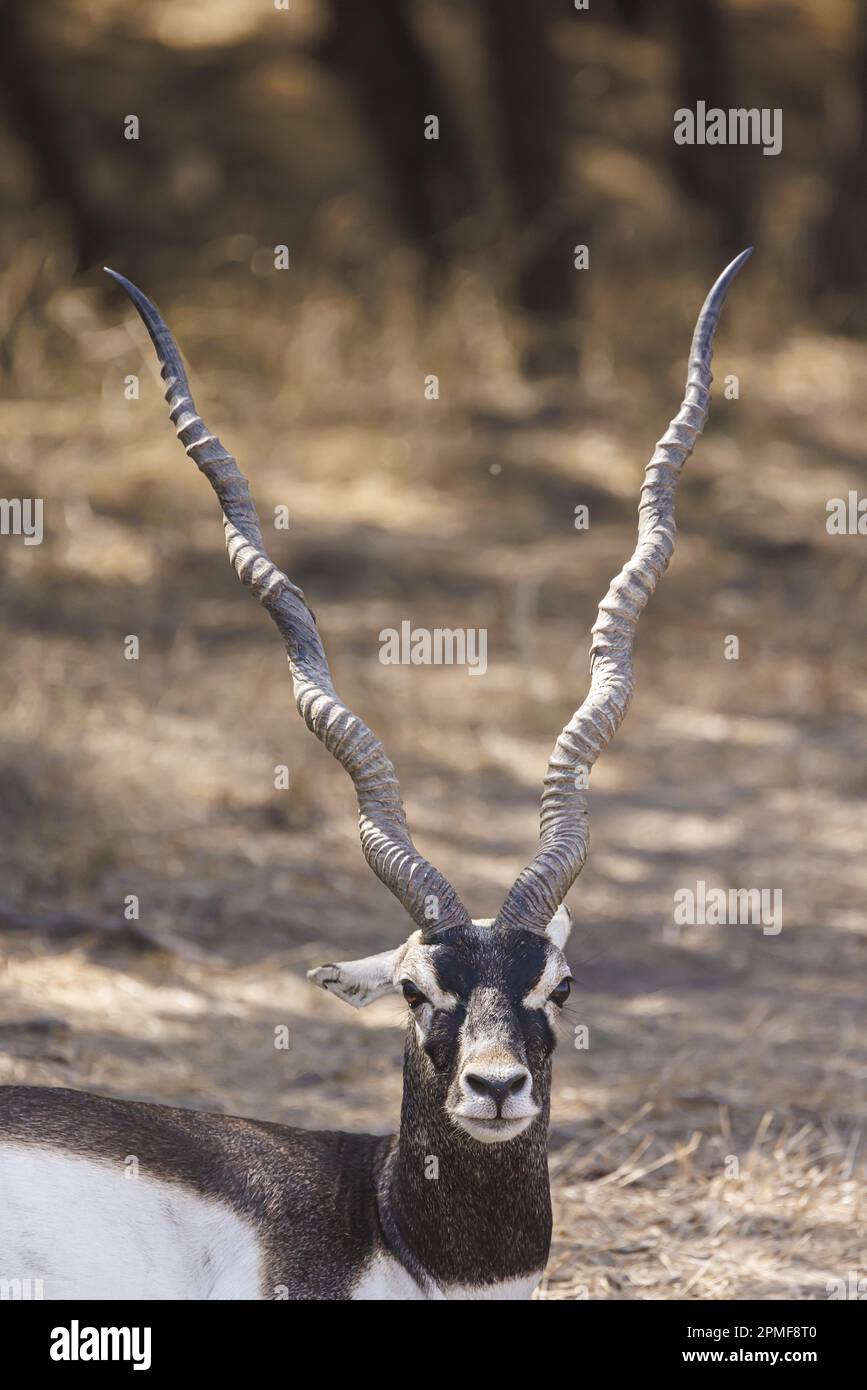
[720,246,754,286]
[103,266,147,306]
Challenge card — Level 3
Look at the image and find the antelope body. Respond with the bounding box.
[0,250,750,1300]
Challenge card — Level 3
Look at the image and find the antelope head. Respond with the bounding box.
[108,249,750,1147]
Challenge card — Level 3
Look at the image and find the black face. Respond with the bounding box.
[398,924,572,1144]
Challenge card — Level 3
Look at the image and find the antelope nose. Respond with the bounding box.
[463,1068,531,1113]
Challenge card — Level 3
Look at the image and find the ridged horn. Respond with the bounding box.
[106,269,471,935]
[495,248,752,933]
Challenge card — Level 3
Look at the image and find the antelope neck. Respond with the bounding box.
[375,1029,553,1293]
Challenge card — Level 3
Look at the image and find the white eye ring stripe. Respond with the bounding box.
[396,954,458,1012]
[522,954,572,1010]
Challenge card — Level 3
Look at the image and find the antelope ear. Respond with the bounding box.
[544,905,573,951]
[307,949,400,1008]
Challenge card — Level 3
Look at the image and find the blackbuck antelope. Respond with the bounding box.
[0,250,751,1300]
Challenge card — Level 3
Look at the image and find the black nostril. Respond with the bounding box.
[465,1072,494,1098]
[464,1070,528,1109]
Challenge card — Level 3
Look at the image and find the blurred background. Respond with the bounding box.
[0,0,865,1298]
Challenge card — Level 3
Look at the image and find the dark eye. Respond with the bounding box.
[549,978,572,1008]
[401,980,428,1009]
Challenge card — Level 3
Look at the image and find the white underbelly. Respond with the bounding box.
[0,1143,263,1300]
[351,1253,540,1301]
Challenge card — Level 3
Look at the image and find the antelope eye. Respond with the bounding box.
[549,978,572,1007]
[401,980,428,1009]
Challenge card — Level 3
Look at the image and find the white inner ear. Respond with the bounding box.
[307,949,400,1008]
[544,905,573,951]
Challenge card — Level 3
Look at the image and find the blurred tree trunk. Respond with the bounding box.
[480,0,581,373]
[808,8,867,330]
[0,0,103,269]
[318,0,476,260]
[668,0,753,258]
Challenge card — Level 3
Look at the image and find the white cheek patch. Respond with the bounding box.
[412,1004,435,1045]
[521,950,570,1012]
